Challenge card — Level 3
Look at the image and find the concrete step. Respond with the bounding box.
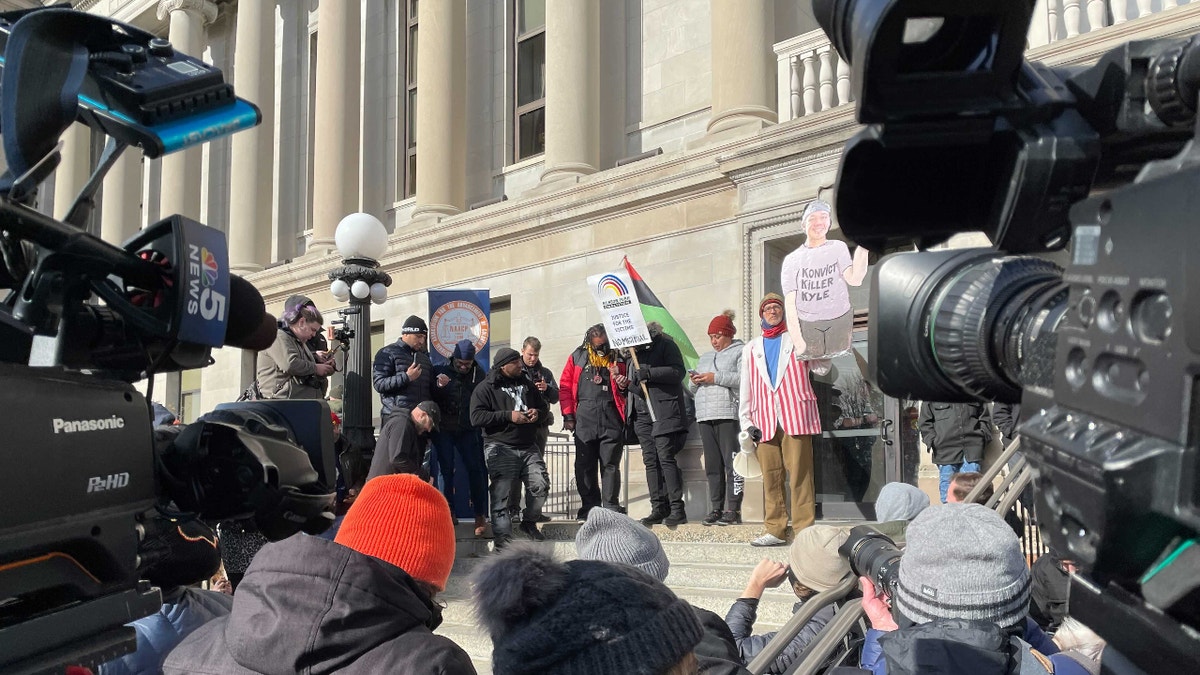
[435,619,493,671]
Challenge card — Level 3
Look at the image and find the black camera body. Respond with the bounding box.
[814,0,1200,670]
[0,7,334,672]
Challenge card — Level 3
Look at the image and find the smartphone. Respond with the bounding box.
[688,369,699,376]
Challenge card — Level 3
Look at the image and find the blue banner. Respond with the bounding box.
[427,290,491,369]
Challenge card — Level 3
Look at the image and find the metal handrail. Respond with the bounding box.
[985,454,1027,509]
[746,574,858,674]
[786,601,867,675]
[967,438,1022,504]
[996,464,1033,515]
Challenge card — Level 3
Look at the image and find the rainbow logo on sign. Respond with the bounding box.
[200,247,220,287]
[597,274,629,298]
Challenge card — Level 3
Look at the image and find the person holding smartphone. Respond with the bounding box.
[687,310,746,526]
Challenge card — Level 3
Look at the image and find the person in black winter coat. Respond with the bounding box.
[366,402,440,481]
[373,315,435,418]
[164,474,475,674]
[470,347,551,548]
[918,401,993,503]
[630,324,690,527]
[431,339,489,535]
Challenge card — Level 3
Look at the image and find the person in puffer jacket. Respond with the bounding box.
[725,525,851,675]
[688,310,746,526]
[163,475,475,675]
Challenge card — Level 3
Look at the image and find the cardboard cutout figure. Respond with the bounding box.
[780,199,869,373]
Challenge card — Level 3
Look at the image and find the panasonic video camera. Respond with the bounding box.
[0,8,335,673]
[813,0,1200,672]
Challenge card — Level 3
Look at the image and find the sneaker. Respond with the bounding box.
[519,521,546,542]
[474,515,488,538]
[665,511,688,527]
[751,533,788,547]
[702,510,722,526]
[492,535,513,552]
[717,511,742,526]
[536,514,552,523]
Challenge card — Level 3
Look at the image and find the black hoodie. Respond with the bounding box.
[469,367,549,448]
[163,535,475,674]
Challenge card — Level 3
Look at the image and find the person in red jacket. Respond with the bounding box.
[560,324,629,519]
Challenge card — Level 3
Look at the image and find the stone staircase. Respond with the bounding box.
[436,520,838,674]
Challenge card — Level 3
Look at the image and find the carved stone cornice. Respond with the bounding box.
[156,0,218,24]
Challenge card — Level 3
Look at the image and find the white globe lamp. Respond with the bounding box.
[350,280,371,300]
[330,279,350,302]
[334,212,388,261]
[370,282,387,304]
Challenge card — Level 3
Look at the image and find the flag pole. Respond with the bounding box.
[626,348,658,423]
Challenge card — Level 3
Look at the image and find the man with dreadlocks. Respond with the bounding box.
[560,324,630,519]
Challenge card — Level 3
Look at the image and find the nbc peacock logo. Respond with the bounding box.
[596,274,629,299]
[200,247,219,287]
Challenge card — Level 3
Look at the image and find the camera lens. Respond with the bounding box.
[870,249,1068,403]
[839,525,903,597]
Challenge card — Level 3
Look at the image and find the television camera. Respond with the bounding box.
[813,0,1200,671]
[0,8,335,673]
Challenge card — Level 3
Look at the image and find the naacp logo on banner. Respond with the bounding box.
[431,300,490,359]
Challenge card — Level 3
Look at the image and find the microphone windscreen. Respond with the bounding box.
[224,275,275,350]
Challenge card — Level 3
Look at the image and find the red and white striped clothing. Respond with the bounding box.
[738,334,822,436]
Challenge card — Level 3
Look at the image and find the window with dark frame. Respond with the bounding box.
[514,0,545,161]
[403,0,418,197]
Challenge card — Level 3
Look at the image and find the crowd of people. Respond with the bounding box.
[111,264,1111,673]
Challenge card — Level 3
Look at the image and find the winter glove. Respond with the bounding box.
[630,366,651,385]
[562,414,576,433]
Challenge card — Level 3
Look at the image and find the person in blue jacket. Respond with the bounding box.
[858,504,1060,675]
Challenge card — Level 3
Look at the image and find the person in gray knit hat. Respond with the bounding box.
[858,504,1059,675]
[471,543,704,675]
[574,508,750,675]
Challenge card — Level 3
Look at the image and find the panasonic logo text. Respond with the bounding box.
[87,473,130,493]
[52,416,126,434]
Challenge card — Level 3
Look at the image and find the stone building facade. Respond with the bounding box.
[47,0,1200,518]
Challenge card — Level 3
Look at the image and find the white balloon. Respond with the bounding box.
[350,280,371,299]
[370,282,387,304]
[334,212,388,260]
[330,279,350,302]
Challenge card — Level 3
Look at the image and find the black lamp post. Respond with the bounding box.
[328,213,392,453]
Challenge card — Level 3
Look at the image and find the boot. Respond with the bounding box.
[664,509,688,527]
[640,507,669,527]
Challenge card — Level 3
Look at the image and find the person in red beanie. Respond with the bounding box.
[164,474,475,674]
[687,310,746,526]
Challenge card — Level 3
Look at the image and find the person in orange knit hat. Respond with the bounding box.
[164,475,475,674]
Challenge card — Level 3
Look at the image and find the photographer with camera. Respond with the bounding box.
[256,295,336,400]
[855,504,1062,675]
[724,525,852,674]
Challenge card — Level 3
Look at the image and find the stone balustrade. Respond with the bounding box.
[774,0,1197,123]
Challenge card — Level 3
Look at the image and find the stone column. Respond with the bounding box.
[540,0,599,183]
[53,124,91,221]
[309,0,362,248]
[228,0,276,272]
[707,0,777,135]
[100,148,143,245]
[412,0,466,220]
[156,0,217,222]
